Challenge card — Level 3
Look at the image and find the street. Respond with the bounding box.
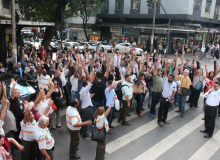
[14,53,220,160]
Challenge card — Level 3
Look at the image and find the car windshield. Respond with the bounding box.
[101,42,108,45]
[89,43,97,46]
[7,79,36,99]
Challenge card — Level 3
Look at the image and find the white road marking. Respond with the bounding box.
[134,113,203,160]
[106,107,190,154]
[188,130,220,160]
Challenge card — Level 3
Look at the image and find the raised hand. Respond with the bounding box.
[48,99,53,106]
[204,62,207,67]
[11,78,17,86]
[214,56,217,61]
[165,59,168,65]
[182,51,185,55]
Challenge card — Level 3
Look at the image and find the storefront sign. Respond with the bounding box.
[123,30,131,35]
[113,34,122,38]
[110,27,122,33]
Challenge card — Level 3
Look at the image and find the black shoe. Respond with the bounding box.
[126,113,131,116]
[163,121,170,124]
[108,132,113,135]
[122,122,130,126]
[141,108,145,111]
[158,122,163,127]
[118,119,121,123]
[148,104,151,108]
[70,154,81,159]
[109,126,115,129]
[82,134,90,139]
[181,113,185,118]
[200,130,208,133]
[204,134,212,138]
[186,100,190,103]
[56,125,61,128]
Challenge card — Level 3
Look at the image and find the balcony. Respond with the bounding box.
[130,9,140,14]
[115,10,123,14]
[66,16,96,25]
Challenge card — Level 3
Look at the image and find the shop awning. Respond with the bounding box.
[97,23,217,33]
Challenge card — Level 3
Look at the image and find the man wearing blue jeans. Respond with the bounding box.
[150,55,163,118]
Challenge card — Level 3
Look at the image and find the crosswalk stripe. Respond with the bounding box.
[188,130,220,160]
[106,107,190,154]
[134,113,204,160]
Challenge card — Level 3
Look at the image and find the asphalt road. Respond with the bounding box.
[14,52,220,160]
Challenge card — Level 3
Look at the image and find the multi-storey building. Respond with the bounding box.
[95,0,220,52]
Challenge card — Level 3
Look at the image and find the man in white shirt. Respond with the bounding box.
[79,62,94,139]
[66,99,92,159]
[118,74,133,126]
[158,59,177,127]
[70,69,79,99]
[35,115,55,160]
[200,81,220,138]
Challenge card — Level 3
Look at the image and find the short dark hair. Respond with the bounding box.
[108,80,113,85]
[125,74,130,79]
[169,74,175,79]
[214,81,220,85]
[70,99,78,108]
[96,71,102,79]
[82,80,88,87]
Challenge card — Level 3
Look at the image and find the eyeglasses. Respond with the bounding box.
[54,83,58,85]
[213,85,218,88]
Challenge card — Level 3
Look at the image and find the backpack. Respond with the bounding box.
[115,83,129,101]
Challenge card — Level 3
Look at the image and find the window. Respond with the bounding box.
[215,5,219,16]
[115,0,124,10]
[131,0,140,10]
[194,0,202,11]
[205,2,211,12]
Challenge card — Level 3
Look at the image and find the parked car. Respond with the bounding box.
[0,74,37,101]
[80,42,97,51]
[63,42,86,51]
[116,43,144,56]
[50,42,60,52]
[94,41,111,52]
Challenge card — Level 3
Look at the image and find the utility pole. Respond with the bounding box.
[11,0,17,67]
[150,1,157,53]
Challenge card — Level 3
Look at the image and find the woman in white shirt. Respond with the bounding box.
[93,101,113,160]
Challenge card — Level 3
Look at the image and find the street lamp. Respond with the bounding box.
[207,15,220,44]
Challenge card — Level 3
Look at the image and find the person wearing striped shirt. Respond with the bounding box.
[66,99,92,160]
[34,115,55,160]
[93,101,113,160]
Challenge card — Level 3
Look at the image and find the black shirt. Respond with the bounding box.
[91,76,108,102]
[10,97,24,119]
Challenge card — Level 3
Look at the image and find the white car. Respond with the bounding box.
[63,42,85,50]
[80,42,97,51]
[116,43,144,56]
[95,41,111,52]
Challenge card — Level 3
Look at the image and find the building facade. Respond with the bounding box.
[96,0,220,52]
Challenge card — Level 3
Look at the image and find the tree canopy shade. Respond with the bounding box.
[23,0,104,47]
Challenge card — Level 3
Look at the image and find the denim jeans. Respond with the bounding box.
[174,92,179,104]
[136,94,144,114]
[150,92,161,114]
[91,99,104,123]
[71,91,79,99]
[105,106,115,127]
[179,94,186,114]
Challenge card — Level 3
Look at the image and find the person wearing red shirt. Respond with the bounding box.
[39,46,47,60]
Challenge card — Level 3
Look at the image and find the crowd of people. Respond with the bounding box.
[0,42,220,160]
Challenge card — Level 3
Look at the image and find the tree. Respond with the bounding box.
[66,0,104,41]
[23,0,104,47]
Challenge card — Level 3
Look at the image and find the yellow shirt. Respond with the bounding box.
[176,75,191,94]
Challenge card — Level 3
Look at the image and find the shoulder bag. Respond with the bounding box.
[181,78,191,96]
[133,85,144,94]
[91,119,106,142]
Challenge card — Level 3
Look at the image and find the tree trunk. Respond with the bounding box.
[83,23,89,41]
[41,1,65,48]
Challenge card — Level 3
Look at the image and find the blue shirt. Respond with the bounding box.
[18,67,23,77]
[195,77,202,90]
[105,87,115,107]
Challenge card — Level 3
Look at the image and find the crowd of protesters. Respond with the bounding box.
[0,41,220,160]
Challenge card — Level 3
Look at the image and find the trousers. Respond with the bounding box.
[21,140,38,160]
[158,97,171,123]
[68,129,80,157]
[96,139,106,160]
[205,105,218,136]
[118,100,130,123]
[80,107,91,137]
[150,92,161,114]
[190,87,201,107]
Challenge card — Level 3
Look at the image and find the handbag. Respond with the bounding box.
[52,103,57,111]
[182,88,191,96]
[115,99,120,111]
[181,78,191,96]
[133,85,144,94]
[91,120,106,142]
[57,97,64,109]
